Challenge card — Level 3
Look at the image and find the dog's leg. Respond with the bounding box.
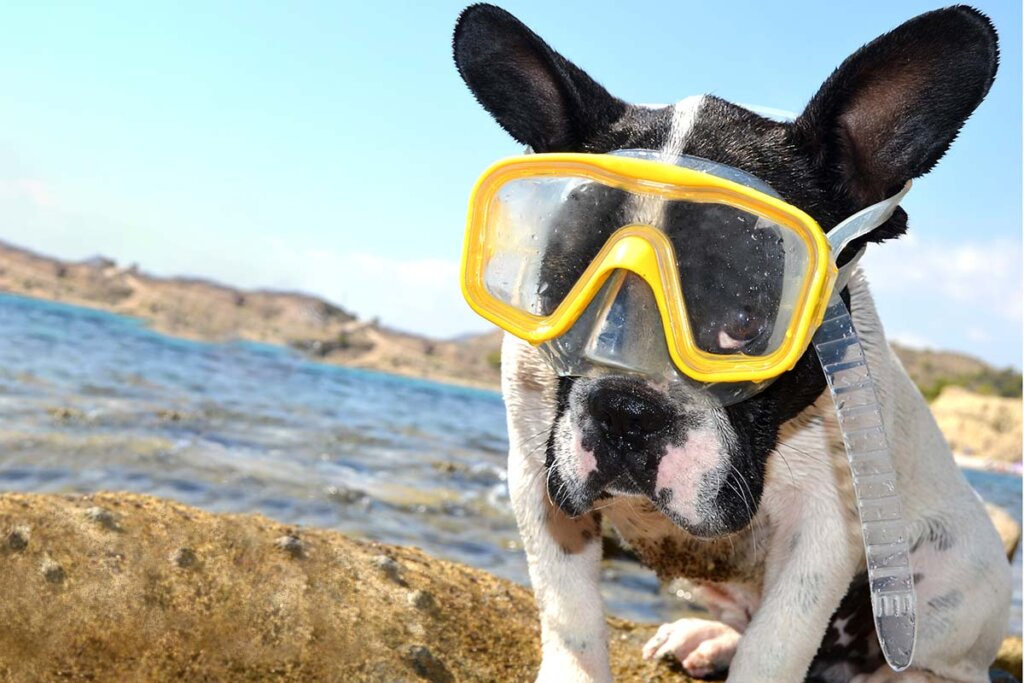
[726,412,863,683]
[503,335,610,683]
[508,443,609,682]
[726,498,860,682]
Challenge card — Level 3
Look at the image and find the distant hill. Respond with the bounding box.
[891,345,1022,400]
[0,239,501,389]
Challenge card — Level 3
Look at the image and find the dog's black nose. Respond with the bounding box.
[588,383,671,453]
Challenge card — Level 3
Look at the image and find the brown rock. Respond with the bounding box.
[994,636,1022,680]
[931,386,1022,463]
[987,503,1022,560]
[0,492,1013,682]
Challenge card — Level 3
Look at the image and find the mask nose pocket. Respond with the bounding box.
[582,271,675,376]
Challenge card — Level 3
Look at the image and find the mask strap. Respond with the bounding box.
[812,182,919,671]
[827,181,912,258]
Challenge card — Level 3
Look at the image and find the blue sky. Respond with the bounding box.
[0,1,1020,367]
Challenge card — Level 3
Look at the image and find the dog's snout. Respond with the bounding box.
[588,384,671,452]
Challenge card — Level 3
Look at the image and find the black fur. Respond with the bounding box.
[794,5,999,254]
[453,4,628,152]
[808,572,884,682]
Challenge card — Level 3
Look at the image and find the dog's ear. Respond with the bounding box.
[795,6,998,241]
[453,3,626,152]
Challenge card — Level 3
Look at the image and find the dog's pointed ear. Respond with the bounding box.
[453,3,626,152]
[795,6,998,238]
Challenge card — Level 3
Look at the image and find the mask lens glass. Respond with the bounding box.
[482,176,628,316]
[664,202,810,358]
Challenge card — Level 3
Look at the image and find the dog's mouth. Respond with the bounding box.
[544,440,672,514]
[545,421,750,538]
[544,449,733,538]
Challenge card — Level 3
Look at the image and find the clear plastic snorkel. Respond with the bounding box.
[814,181,917,671]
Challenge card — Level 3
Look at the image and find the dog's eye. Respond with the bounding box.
[715,308,766,353]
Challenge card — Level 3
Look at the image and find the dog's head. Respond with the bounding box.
[453,5,998,537]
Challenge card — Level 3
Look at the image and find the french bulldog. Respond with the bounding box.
[453,5,1011,682]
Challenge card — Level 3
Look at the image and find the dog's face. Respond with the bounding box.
[454,5,998,536]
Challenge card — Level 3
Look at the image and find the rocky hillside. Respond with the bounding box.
[893,345,1022,400]
[931,387,1023,464]
[0,492,1019,682]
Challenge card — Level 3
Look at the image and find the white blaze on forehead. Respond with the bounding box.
[626,95,706,227]
[663,95,705,158]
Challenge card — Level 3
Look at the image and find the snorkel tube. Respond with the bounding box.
[814,182,916,671]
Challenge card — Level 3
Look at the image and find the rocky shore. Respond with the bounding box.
[0,493,1019,682]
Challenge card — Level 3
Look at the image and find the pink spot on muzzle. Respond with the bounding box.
[575,433,598,482]
[655,430,721,520]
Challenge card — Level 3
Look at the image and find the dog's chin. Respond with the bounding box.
[652,487,744,539]
[545,460,741,539]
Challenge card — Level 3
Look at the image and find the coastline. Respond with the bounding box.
[955,453,1023,476]
[0,239,1019,467]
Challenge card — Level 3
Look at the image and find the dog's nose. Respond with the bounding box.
[588,383,671,453]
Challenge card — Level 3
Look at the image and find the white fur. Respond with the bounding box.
[626,95,704,226]
[502,334,611,682]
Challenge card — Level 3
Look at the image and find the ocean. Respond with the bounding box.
[0,292,1019,635]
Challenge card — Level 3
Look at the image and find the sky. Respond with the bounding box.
[0,1,1020,367]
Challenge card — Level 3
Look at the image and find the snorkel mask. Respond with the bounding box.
[460,149,917,670]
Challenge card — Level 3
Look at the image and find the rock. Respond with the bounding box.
[0,492,1014,682]
[930,386,1022,463]
[6,526,28,552]
[85,506,119,531]
[274,534,305,559]
[994,636,1022,681]
[170,546,197,569]
[372,553,406,586]
[402,644,453,682]
[39,556,65,584]
[987,503,1022,560]
[407,589,436,612]
[46,406,85,422]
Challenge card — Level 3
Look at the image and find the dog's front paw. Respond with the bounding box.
[642,618,740,678]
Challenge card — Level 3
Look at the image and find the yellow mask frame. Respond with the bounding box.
[460,153,839,384]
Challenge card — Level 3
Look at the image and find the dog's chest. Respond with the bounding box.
[602,496,769,583]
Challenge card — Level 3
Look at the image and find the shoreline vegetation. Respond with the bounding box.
[0,239,1020,471]
[0,492,1019,682]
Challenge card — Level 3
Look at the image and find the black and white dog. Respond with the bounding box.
[453,5,1011,682]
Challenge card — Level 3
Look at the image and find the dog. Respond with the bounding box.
[453,5,1011,682]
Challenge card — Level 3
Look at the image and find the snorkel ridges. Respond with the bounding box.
[813,295,917,670]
